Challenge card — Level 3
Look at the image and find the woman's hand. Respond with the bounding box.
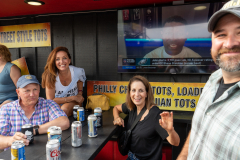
[113,117,125,127]
[159,111,174,133]
[160,111,180,146]
[74,95,84,104]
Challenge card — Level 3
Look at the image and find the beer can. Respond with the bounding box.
[71,121,82,147]
[47,126,62,151]
[21,124,34,143]
[77,107,85,121]
[73,105,80,120]
[46,139,61,160]
[88,114,97,137]
[11,140,25,160]
[94,107,102,128]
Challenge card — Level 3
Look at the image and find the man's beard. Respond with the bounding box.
[213,47,240,72]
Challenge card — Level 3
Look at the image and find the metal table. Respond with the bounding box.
[0,108,116,160]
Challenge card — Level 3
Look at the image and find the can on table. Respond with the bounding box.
[46,139,61,160]
[94,107,102,128]
[21,124,34,143]
[71,121,82,147]
[47,126,62,151]
[88,114,97,137]
[73,105,80,120]
[77,107,85,121]
[11,140,25,160]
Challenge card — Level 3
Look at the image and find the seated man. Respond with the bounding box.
[0,75,70,150]
[144,15,201,58]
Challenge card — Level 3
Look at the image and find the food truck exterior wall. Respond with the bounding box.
[0,9,212,160]
[0,11,210,98]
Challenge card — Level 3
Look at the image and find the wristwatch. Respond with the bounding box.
[33,125,39,135]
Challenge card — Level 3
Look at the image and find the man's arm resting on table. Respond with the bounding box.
[38,116,70,135]
[177,130,191,160]
[0,133,29,149]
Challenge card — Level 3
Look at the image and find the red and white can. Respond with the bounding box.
[46,139,61,160]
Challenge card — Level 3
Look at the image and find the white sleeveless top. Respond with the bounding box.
[55,66,82,98]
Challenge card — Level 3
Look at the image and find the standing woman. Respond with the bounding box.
[113,75,180,160]
[42,47,86,116]
[0,45,21,108]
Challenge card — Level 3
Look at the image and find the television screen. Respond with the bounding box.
[117,3,223,73]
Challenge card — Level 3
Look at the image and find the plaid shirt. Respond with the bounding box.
[0,97,67,137]
[188,69,240,160]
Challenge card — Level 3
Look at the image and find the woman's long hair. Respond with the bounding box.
[126,75,155,110]
[0,44,11,62]
[42,47,72,89]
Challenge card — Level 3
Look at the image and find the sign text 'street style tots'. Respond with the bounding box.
[0,23,51,48]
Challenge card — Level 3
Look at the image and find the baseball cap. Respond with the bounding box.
[208,0,240,32]
[17,75,41,88]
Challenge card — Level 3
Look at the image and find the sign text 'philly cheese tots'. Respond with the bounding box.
[87,81,205,111]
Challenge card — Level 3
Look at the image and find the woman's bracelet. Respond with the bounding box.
[78,90,82,93]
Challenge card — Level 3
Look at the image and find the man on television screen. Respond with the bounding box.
[177,0,240,159]
[144,15,201,58]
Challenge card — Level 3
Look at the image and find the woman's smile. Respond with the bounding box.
[55,51,71,71]
[130,81,147,107]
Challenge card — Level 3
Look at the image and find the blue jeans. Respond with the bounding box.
[126,151,139,160]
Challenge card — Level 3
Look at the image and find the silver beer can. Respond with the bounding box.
[71,121,82,147]
[88,114,97,137]
[73,105,80,120]
[46,139,61,160]
[47,126,62,151]
[94,107,102,128]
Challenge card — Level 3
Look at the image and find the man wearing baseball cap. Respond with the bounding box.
[177,1,240,159]
[0,75,69,150]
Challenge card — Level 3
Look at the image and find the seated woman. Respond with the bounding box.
[0,45,21,108]
[42,46,86,116]
[113,75,180,160]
